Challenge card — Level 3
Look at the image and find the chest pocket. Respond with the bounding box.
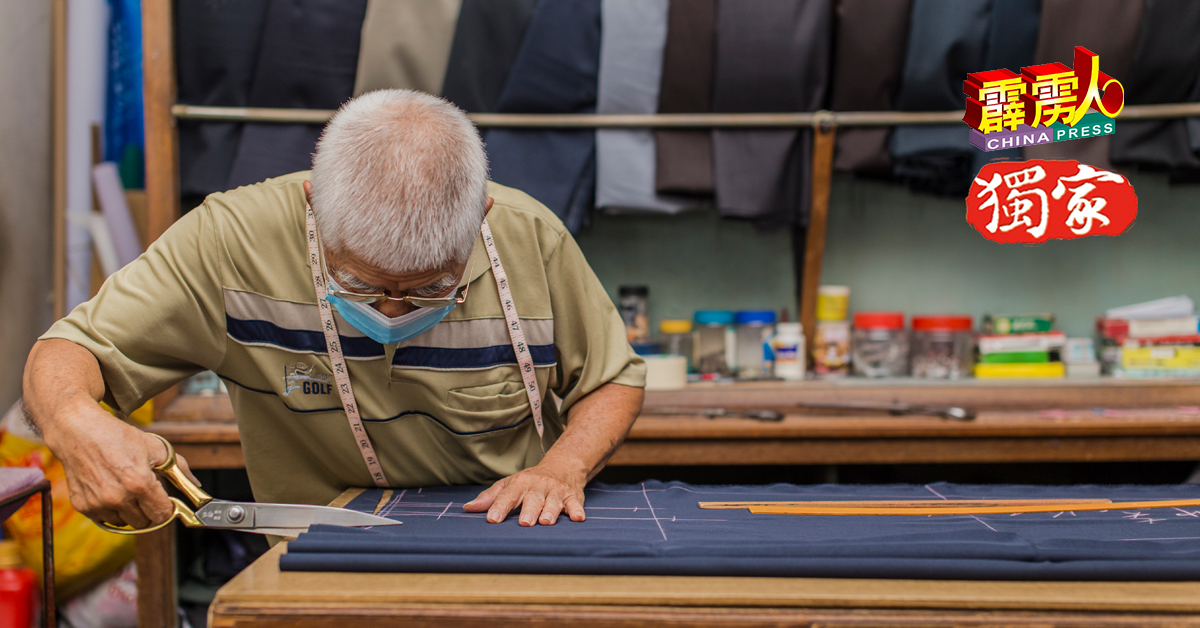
[443,380,531,434]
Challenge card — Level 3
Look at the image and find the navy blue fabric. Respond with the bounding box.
[890,0,991,197]
[225,315,384,359]
[392,344,556,370]
[226,0,369,189]
[484,0,601,234]
[971,0,1041,172]
[282,481,1200,580]
[441,0,541,113]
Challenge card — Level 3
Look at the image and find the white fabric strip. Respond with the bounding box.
[481,218,545,448]
[305,204,389,487]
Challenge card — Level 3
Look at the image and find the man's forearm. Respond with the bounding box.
[540,382,645,481]
[23,339,108,443]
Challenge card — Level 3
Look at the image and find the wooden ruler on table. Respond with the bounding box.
[700,498,1200,516]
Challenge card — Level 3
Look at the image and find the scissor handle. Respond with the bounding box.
[146,432,212,508]
[97,496,204,535]
[94,433,212,535]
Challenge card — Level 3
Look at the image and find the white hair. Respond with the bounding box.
[310,89,489,273]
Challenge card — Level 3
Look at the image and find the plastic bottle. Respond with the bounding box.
[771,322,806,381]
[735,310,777,379]
[0,540,37,628]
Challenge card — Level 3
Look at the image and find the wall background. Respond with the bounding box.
[578,171,1200,339]
[0,2,54,411]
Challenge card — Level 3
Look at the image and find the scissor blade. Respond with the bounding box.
[195,500,400,534]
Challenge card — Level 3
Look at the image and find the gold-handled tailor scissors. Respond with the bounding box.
[98,433,401,536]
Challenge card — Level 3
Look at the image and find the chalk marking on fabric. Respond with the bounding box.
[642,482,668,541]
[437,502,454,520]
[927,484,998,532]
[375,489,393,516]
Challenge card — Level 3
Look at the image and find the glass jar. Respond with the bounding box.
[659,320,694,371]
[692,310,736,377]
[618,285,649,343]
[735,310,776,379]
[851,312,909,377]
[910,315,975,379]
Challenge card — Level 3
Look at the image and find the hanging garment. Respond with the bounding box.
[1023,0,1145,172]
[484,0,602,234]
[1109,0,1200,176]
[889,0,990,197]
[226,0,369,190]
[654,0,717,195]
[711,0,832,229]
[352,0,462,97]
[595,0,692,214]
[440,0,541,113]
[971,0,1041,173]
[829,0,911,176]
[174,0,270,197]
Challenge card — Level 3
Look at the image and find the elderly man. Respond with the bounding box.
[22,89,645,530]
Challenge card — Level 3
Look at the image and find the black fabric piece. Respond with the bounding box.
[710,0,832,230]
[1110,0,1200,176]
[174,0,271,197]
[971,0,1042,172]
[889,0,991,197]
[1024,0,1145,172]
[440,0,540,113]
[225,0,369,189]
[829,0,912,175]
[282,481,1200,580]
[483,0,601,233]
[655,0,717,195]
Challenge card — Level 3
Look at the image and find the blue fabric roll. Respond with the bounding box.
[104,0,144,189]
[890,0,991,197]
[225,0,369,190]
[484,0,602,233]
[281,481,1200,579]
[594,0,692,214]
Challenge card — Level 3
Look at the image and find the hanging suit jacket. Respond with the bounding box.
[654,0,718,195]
[440,0,540,113]
[352,0,462,97]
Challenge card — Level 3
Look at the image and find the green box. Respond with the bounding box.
[982,314,1055,335]
[979,351,1050,364]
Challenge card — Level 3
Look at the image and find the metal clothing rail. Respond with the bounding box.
[172,102,1200,127]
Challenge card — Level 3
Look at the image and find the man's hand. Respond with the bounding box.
[462,382,645,526]
[463,460,586,526]
[23,338,198,530]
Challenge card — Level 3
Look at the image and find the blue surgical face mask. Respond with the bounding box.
[325,279,454,345]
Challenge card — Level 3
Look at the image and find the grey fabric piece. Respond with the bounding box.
[1024,0,1145,172]
[1110,0,1200,174]
[353,0,462,96]
[226,0,369,189]
[595,0,691,213]
[440,0,540,112]
[711,0,831,229]
[829,0,912,174]
[174,0,271,197]
[890,0,990,197]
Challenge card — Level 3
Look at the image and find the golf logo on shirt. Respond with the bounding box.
[964,46,1123,151]
[284,362,334,396]
[966,159,1137,243]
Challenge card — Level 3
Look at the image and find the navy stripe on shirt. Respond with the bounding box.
[393,344,556,370]
[226,315,384,358]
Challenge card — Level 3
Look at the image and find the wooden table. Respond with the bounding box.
[210,542,1200,627]
[142,378,1200,627]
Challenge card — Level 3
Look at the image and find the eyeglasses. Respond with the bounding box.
[317,234,473,308]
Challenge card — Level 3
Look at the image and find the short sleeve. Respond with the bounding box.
[547,233,646,416]
[40,204,228,414]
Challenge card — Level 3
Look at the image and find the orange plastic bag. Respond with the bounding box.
[0,402,135,600]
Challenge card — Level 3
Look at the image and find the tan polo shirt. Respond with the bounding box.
[43,171,645,507]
